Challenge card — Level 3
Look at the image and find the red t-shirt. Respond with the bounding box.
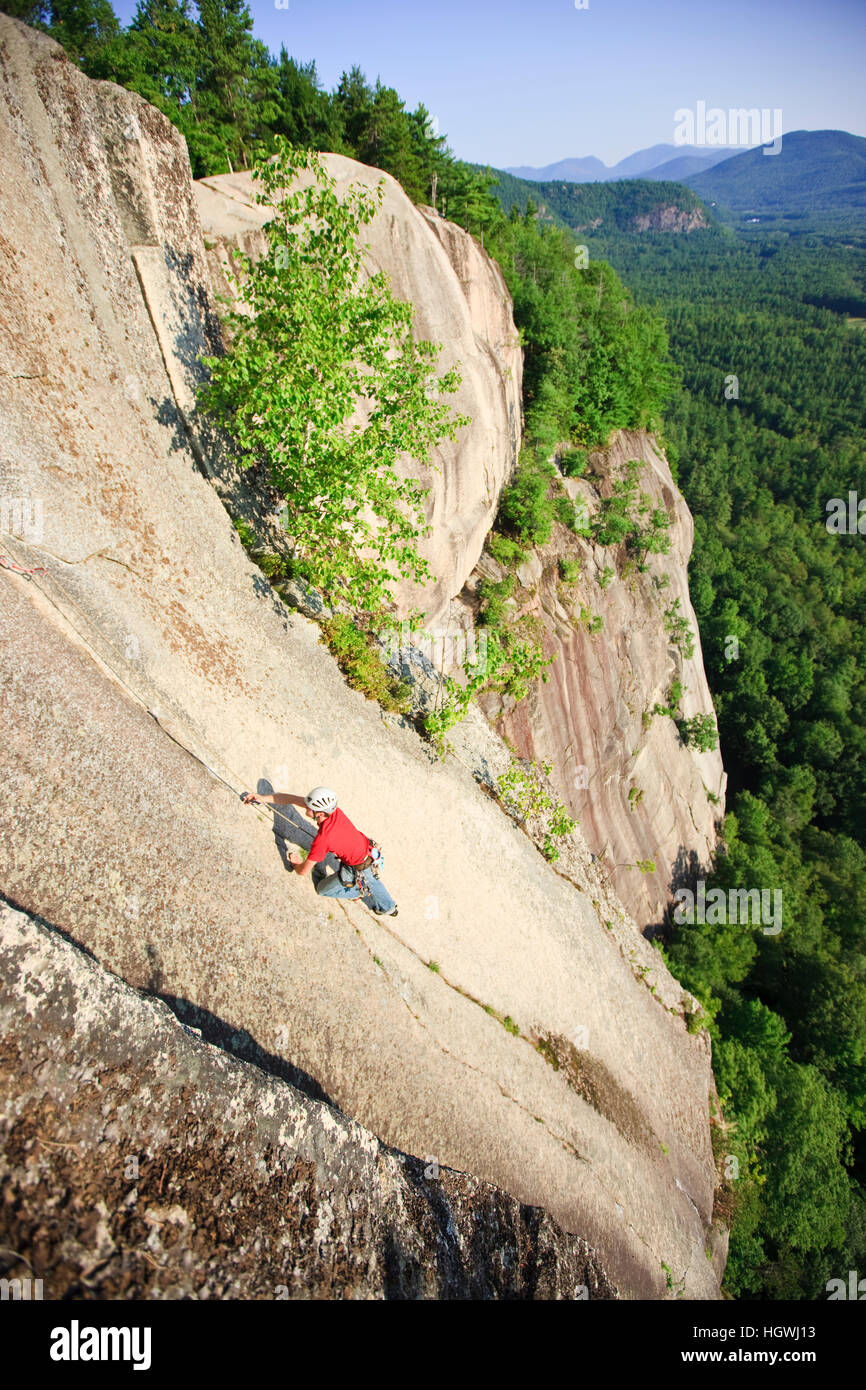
[307,807,370,866]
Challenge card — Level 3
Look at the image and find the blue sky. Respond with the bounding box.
[113,0,866,166]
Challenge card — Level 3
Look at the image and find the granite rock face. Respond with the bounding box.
[0,900,616,1300]
[194,164,522,628]
[461,430,726,931]
[0,18,724,1298]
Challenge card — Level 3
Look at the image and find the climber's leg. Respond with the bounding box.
[312,865,361,900]
[358,870,397,915]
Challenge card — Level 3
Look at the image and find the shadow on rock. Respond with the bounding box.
[153,988,340,1112]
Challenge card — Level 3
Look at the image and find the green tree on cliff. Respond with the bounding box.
[198,140,467,613]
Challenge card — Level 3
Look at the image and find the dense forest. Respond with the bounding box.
[10,0,866,1300]
[534,196,866,1297]
[486,169,707,232]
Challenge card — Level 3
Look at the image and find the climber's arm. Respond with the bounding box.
[241,790,306,807]
[289,851,316,876]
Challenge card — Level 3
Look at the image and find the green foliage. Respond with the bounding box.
[493,632,554,703]
[232,516,257,549]
[487,212,678,453]
[680,712,719,753]
[558,557,581,583]
[688,131,866,220]
[487,533,526,567]
[40,0,120,70]
[503,1015,520,1036]
[497,758,577,862]
[422,617,553,738]
[47,5,677,460]
[421,550,554,738]
[598,565,615,589]
[498,759,552,822]
[477,574,515,626]
[654,678,686,721]
[256,551,293,582]
[590,459,672,566]
[663,598,696,659]
[198,141,466,612]
[320,616,411,714]
[597,207,866,1296]
[544,804,578,862]
[496,451,558,546]
[490,171,707,232]
[43,6,507,235]
[560,447,589,478]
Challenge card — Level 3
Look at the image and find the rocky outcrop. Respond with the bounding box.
[632,206,708,233]
[194,163,522,628]
[0,900,615,1299]
[457,430,725,931]
[0,17,723,1298]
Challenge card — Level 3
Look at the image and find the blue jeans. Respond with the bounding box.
[312,862,396,914]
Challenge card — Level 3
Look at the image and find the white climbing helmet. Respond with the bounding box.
[305,786,338,815]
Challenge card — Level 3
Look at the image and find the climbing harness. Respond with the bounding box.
[337,839,384,887]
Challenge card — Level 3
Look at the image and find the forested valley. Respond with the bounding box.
[541,207,866,1297]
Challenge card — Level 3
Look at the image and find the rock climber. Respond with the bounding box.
[241,784,398,917]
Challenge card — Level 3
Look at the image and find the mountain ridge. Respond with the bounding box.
[684,129,866,215]
[506,143,734,184]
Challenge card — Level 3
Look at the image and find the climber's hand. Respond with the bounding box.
[288,851,304,867]
[241,791,260,805]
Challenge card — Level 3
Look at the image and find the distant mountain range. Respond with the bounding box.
[501,131,866,222]
[506,143,735,184]
[683,130,866,215]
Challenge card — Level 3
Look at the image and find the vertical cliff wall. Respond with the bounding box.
[187,118,723,940]
[193,161,523,628]
[460,431,726,931]
[0,17,724,1299]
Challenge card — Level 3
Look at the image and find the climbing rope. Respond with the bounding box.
[0,553,48,574]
